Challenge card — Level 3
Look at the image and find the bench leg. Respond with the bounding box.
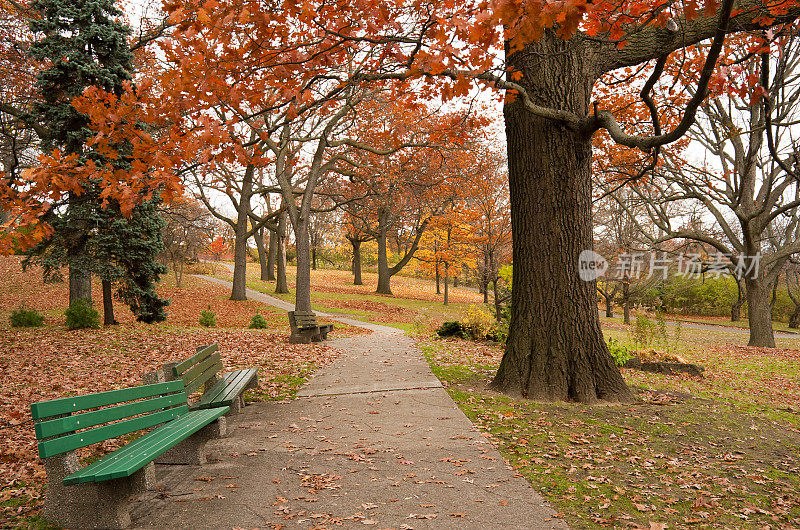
[43,452,154,529]
[289,331,314,344]
[155,417,226,465]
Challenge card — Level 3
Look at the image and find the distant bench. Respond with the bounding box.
[288,310,334,344]
[31,381,228,529]
[146,344,259,415]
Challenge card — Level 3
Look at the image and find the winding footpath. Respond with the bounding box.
[129,277,566,529]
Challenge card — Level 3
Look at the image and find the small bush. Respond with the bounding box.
[248,312,269,329]
[632,314,655,348]
[437,320,466,338]
[10,306,44,327]
[199,306,217,327]
[460,305,497,340]
[64,298,100,330]
[607,338,634,367]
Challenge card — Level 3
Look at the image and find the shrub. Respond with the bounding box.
[199,306,217,327]
[248,312,269,329]
[607,338,634,367]
[437,320,466,338]
[460,304,496,340]
[632,314,655,348]
[10,306,44,327]
[64,298,100,330]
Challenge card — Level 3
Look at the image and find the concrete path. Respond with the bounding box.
[129,278,567,529]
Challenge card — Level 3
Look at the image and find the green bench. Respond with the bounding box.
[31,381,228,529]
[288,310,334,343]
[153,344,259,415]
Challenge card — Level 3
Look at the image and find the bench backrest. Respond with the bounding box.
[172,344,222,395]
[289,310,318,329]
[31,381,188,459]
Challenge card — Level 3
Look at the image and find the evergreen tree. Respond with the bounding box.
[24,0,169,323]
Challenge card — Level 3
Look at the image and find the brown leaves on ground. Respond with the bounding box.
[320,299,418,323]
[0,256,342,519]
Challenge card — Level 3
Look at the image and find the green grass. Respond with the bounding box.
[419,332,800,529]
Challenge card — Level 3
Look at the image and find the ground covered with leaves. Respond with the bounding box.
[0,256,350,526]
[419,327,800,529]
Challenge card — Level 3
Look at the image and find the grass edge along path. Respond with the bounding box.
[418,334,800,530]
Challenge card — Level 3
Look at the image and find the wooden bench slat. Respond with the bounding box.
[30,381,183,420]
[37,403,189,459]
[179,351,221,387]
[62,406,228,485]
[35,393,186,440]
[184,361,224,396]
[172,344,218,376]
[193,369,257,409]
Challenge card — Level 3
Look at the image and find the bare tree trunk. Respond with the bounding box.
[435,262,441,294]
[266,228,277,281]
[491,33,631,403]
[102,279,116,325]
[230,165,254,301]
[492,278,503,321]
[376,228,393,295]
[312,247,317,271]
[255,227,269,282]
[275,211,289,294]
[746,277,775,347]
[622,278,631,325]
[350,238,363,285]
[731,278,745,322]
[69,264,92,304]
[453,275,459,288]
[604,294,614,318]
[443,263,449,305]
[293,215,313,311]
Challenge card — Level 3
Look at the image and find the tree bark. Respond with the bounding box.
[230,165,254,301]
[376,226,393,295]
[102,279,116,326]
[790,304,800,329]
[255,227,270,282]
[435,262,441,294]
[443,263,449,305]
[490,34,631,403]
[293,215,313,311]
[69,263,91,304]
[312,247,317,271]
[745,277,775,347]
[266,228,277,281]
[622,278,631,325]
[350,238,363,285]
[604,294,614,318]
[275,211,289,294]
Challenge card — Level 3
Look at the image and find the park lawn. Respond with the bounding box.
[419,322,800,530]
[0,256,349,527]
[207,260,487,327]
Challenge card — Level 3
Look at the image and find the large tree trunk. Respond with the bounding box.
[443,263,449,305]
[745,277,775,347]
[312,247,317,271]
[604,294,614,318]
[69,263,91,304]
[376,228,393,295]
[230,166,254,301]
[266,228,277,281]
[351,238,363,285]
[789,304,800,329]
[255,227,270,282]
[102,279,116,325]
[731,278,745,321]
[293,216,313,311]
[490,34,631,403]
[275,212,289,294]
